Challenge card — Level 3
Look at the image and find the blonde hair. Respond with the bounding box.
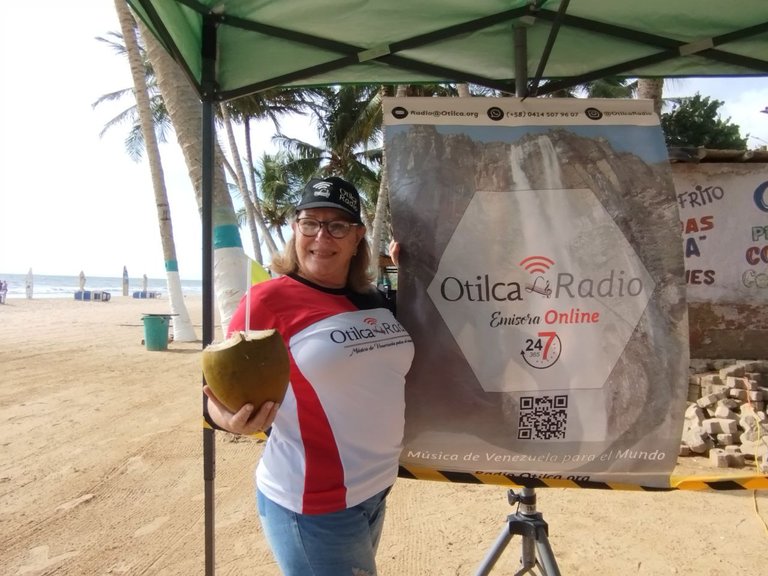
[270,230,374,293]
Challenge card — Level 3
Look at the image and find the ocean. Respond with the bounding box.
[0,272,202,299]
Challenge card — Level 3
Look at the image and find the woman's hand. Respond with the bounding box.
[203,385,279,435]
[388,239,401,267]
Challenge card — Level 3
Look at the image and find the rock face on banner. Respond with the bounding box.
[387,114,688,486]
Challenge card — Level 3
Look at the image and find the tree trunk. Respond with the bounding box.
[139,16,246,332]
[219,104,266,263]
[637,78,664,117]
[243,119,264,263]
[369,147,390,281]
[115,0,196,341]
[457,83,471,97]
[369,88,390,281]
[244,119,281,258]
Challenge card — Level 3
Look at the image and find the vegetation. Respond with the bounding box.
[661,93,748,150]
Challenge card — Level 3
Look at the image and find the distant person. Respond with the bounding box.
[203,176,414,576]
[25,270,33,299]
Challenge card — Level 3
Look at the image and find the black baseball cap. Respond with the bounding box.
[295,176,362,223]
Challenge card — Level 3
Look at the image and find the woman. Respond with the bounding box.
[204,176,414,576]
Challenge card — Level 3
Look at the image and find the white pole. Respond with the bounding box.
[245,259,251,334]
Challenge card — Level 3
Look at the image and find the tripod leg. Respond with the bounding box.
[533,531,562,576]
[474,524,514,576]
[512,534,537,576]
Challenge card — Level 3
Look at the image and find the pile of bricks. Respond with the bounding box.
[681,360,768,472]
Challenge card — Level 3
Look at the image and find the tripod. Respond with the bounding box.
[475,487,562,576]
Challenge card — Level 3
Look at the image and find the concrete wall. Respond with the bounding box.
[672,163,768,359]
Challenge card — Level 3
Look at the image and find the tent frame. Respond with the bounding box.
[136,0,768,102]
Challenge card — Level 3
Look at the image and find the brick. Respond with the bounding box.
[684,404,706,422]
[702,418,738,434]
[714,405,738,420]
[739,413,768,430]
[700,374,723,386]
[747,390,764,402]
[697,392,726,408]
[720,366,745,380]
[740,440,768,458]
[679,444,692,457]
[716,434,735,445]
[727,452,746,467]
[724,445,741,454]
[726,376,746,389]
[702,383,727,397]
[718,398,741,410]
[709,448,730,468]
[728,389,749,401]
[738,361,768,373]
[683,425,714,454]
[738,405,767,420]
[739,425,768,443]
[744,380,760,392]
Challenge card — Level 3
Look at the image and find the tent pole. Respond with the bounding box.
[201,15,218,576]
[529,0,571,96]
[514,26,528,97]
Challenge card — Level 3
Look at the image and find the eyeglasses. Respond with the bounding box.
[296,217,360,239]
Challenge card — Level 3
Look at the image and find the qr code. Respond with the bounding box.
[518,395,568,440]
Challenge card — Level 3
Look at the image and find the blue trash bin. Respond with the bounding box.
[142,314,171,351]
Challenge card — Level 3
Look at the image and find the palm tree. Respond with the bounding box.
[274,85,383,218]
[110,0,197,341]
[137,15,248,331]
[254,151,304,246]
[535,77,636,99]
[368,83,464,277]
[92,32,173,162]
[636,78,665,116]
[222,89,325,263]
[219,102,278,263]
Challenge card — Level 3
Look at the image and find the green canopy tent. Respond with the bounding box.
[129,0,768,99]
[125,1,768,573]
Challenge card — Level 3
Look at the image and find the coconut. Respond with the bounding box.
[202,329,290,413]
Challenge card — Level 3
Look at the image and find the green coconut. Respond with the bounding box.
[202,329,290,412]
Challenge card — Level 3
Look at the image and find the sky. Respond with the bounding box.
[1,1,766,281]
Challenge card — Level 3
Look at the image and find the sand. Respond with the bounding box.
[0,296,765,575]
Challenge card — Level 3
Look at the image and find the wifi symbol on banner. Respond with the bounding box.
[363,317,378,325]
[519,255,555,275]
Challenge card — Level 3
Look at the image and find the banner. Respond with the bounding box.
[673,164,768,304]
[385,97,689,487]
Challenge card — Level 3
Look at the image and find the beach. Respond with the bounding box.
[0,296,765,575]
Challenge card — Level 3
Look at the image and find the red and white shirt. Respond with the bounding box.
[227,274,414,514]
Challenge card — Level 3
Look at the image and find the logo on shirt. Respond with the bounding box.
[329,319,408,344]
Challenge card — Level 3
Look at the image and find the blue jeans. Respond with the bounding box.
[257,486,390,576]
